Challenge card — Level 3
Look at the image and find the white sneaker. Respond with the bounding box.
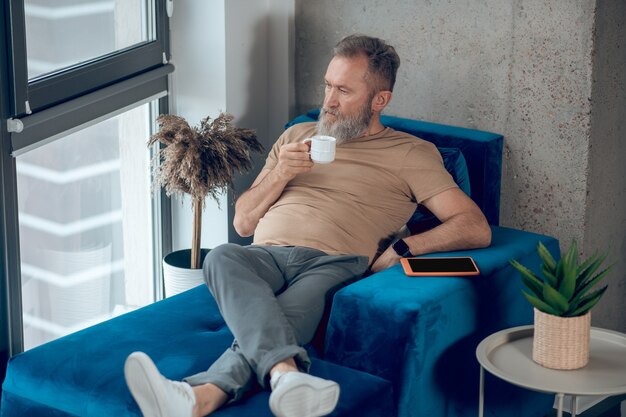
[124,351,196,417]
[269,371,340,417]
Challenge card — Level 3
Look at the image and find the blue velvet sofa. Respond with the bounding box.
[1,111,558,417]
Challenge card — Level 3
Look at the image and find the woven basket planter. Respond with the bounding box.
[533,307,591,370]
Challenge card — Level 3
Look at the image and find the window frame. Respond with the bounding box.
[7,0,170,117]
[1,0,172,366]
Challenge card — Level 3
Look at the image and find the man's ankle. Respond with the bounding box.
[270,358,299,378]
[192,383,228,416]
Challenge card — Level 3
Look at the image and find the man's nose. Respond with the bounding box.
[325,89,339,108]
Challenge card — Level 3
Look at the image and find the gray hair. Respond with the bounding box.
[333,34,400,92]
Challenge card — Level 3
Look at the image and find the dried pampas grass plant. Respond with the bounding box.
[149,112,263,268]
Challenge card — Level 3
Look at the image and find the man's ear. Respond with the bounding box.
[371,91,392,112]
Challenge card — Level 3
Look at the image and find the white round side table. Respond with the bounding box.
[476,325,626,417]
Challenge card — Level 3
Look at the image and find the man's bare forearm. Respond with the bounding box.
[404,212,491,256]
[233,169,290,237]
[233,141,314,237]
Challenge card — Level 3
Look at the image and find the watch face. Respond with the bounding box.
[393,239,411,257]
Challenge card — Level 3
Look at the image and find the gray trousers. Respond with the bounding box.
[184,243,369,401]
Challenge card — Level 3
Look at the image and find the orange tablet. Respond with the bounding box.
[400,257,480,277]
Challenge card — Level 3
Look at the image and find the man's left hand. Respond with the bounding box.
[370,246,402,273]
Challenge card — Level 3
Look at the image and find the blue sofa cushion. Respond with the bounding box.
[1,285,395,417]
[286,109,503,225]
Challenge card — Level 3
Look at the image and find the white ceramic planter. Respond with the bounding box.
[163,249,210,297]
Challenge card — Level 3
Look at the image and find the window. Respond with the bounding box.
[25,0,155,80]
[8,0,168,115]
[1,0,172,362]
[17,102,157,349]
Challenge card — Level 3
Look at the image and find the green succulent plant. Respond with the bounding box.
[510,241,611,317]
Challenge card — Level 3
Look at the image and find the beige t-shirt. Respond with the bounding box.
[252,122,458,262]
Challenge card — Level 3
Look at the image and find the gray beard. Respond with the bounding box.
[317,104,374,145]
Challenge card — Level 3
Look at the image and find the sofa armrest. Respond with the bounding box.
[324,226,559,417]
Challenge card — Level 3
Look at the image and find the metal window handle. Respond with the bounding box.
[7,119,24,133]
[166,0,174,17]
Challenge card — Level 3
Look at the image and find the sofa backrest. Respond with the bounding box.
[285,109,503,225]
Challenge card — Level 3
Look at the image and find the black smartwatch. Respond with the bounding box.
[392,238,413,258]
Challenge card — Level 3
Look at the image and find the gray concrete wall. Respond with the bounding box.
[295,0,625,331]
[585,0,626,331]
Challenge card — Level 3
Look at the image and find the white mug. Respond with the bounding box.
[302,135,336,164]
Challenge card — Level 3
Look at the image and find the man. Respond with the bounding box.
[124,34,491,417]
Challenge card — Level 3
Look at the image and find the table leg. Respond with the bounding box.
[478,366,484,417]
[570,395,577,417]
[556,393,564,417]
